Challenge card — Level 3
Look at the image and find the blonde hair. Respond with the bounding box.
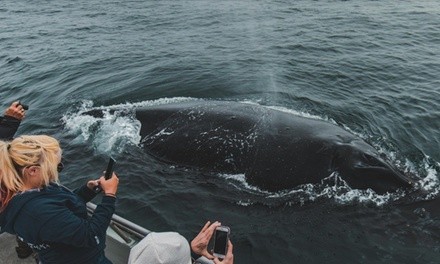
[0,135,61,211]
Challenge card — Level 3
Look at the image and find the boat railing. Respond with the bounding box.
[86,202,214,264]
[86,202,150,240]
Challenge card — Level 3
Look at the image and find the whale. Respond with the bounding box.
[84,100,415,193]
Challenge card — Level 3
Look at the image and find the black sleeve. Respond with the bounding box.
[39,196,116,248]
[0,116,21,140]
[74,184,98,203]
[191,251,202,262]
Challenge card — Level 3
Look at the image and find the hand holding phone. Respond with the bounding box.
[213,226,230,259]
[94,157,116,193]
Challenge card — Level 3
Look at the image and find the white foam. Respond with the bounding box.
[217,173,272,194]
[62,97,199,154]
[62,101,141,154]
[268,173,398,206]
[236,200,254,206]
[88,97,199,111]
[241,100,336,123]
[225,170,430,207]
[417,162,440,199]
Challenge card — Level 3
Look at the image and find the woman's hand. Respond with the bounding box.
[190,221,221,259]
[213,240,234,264]
[98,173,119,196]
[86,179,100,190]
[4,101,25,120]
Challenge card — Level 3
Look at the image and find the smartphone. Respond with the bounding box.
[104,157,116,180]
[94,157,116,193]
[17,101,29,110]
[213,226,230,259]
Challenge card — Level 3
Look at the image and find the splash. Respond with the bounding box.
[61,97,197,154]
[221,167,438,207]
[62,100,141,154]
[417,160,440,200]
[217,173,272,195]
[268,173,401,207]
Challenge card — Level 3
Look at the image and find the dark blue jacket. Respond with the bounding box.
[0,183,116,264]
[0,115,21,140]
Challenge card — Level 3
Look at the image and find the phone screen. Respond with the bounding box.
[213,229,228,255]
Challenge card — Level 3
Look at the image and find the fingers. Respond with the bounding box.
[206,221,221,236]
[191,220,223,260]
[200,221,219,237]
[86,179,100,190]
[90,179,99,186]
[227,240,233,255]
[200,221,221,244]
[111,173,119,183]
[99,173,119,194]
[99,173,119,181]
[201,221,211,232]
[4,101,26,120]
[12,101,24,111]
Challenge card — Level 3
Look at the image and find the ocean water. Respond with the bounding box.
[1,0,439,263]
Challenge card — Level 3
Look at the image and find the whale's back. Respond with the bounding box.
[136,101,267,172]
[132,100,415,193]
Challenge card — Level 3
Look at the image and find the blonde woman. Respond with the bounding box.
[0,100,32,258]
[0,135,119,264]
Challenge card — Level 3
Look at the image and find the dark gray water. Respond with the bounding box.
[1,0,440,263]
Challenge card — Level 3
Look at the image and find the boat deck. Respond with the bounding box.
[0,233,35,264]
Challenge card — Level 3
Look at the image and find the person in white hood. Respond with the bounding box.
[128,221,234,264]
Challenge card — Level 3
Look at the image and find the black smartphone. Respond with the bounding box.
[104,157,116,180]
[213,226,230,259]
[17,101,29,110]
[94,157,116,193]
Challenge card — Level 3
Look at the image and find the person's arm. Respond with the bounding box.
[73,184,98,203]
[190,221,221,260]
[0,102,25,140]
[39,175,119,247]
[38,195,116,247]
[73,170,118,203]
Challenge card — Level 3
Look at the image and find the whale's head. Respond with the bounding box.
[335,140,415,194]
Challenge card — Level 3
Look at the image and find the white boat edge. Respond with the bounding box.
[91,202,214,264]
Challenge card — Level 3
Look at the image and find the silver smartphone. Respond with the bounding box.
[213,226,230,259]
